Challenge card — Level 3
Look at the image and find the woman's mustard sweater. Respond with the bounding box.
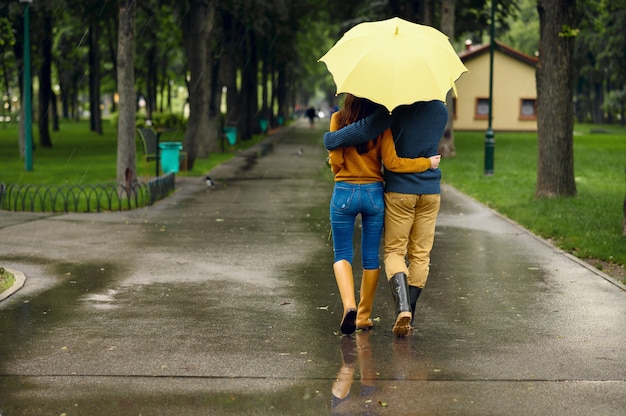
[328,112,431,183]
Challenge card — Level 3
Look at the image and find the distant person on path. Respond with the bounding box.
[306,107,317,127]
[324,100,448,337]
[328,94,441,335]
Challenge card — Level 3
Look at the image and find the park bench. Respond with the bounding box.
[137,127,159,177]
[137,127,187,176]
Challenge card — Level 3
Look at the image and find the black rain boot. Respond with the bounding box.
[409,286,422,328]
[388,273,412,337]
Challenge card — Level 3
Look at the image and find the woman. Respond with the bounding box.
[328,94,440,335]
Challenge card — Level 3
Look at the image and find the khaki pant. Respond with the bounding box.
[383,192,440,288]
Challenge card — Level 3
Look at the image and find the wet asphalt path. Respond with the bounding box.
[0,118,624,415]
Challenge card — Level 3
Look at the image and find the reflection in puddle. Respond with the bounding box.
[81,289,120,310]
[331,332,378,414]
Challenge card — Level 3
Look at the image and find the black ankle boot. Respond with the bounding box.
[388,273,411,336]
[409,285,422,327]
[340,309,357,335]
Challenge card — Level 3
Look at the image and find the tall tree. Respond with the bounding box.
[9,0,29,158]
[88,21,103,134]
[116,0,137,192]
[573,1,606,123]
[535,0,577,198]
[601,1,626,124]
[181,0,215,167]
[0,16,15,116]
[54,11,86,121]
[574,0,626,124]
[37,4,53,147]
[240,28,258,140]
[219,8,242,133]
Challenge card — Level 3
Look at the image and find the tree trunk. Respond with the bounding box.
[276,64,288,123]
[116,0,137,190]
[1,54,13,116]
[221,12,241,130]
[204,53,220,156]
[182,0,214,167]
[145,45,158,119]
[88,23,103,135]
[201,5,218,155]
[209,42,221,120]
[261,58,269,123]
[159,56,168,113]
[19,101,25,158]
[51,89,59,131]
[591,81,603,123]
[439,0,457,158]
[420,0,432,25]
[14,37,25,156]
[38,13,53,148]
[241,29,259,140]
[104,18,118,115]
[270,62,278,127]
[535,0,577,198]
[72,85,80,121]
[59,67,71,120]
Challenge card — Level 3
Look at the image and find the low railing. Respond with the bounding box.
[0,173,176,213]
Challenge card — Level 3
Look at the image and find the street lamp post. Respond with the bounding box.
[21,0,33,171]
[484,0,495,176]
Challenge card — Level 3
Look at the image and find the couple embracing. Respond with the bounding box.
[326,95,447,337]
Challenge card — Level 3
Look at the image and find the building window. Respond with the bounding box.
[475,98,490,120]
[519,99,537,120]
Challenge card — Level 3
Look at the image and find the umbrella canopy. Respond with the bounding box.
[319,17,468,112]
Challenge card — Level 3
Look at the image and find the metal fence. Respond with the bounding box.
[0,173,176,213]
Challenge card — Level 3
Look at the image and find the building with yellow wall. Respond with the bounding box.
[454,41,538,132]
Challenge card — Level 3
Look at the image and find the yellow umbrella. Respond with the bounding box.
[319,17,468,112]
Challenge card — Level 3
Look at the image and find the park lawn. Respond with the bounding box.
[443,125,626,281]
[0,120,236,185]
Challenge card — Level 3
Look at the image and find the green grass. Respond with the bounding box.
[0,267,15,293]
[0,120,242,185]
[0,119,264,212]
[443,124,626,273]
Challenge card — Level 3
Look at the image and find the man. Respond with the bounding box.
[323,100,448,336]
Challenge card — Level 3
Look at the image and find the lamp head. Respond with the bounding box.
[20,0,33,3]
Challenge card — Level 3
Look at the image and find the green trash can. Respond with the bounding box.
[159,142,183,174]
[259,119,268,132]
[223,127,237,146]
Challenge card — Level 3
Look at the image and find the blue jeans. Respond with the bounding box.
[330,182,384,269]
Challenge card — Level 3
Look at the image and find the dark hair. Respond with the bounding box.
[336,94,379,154]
